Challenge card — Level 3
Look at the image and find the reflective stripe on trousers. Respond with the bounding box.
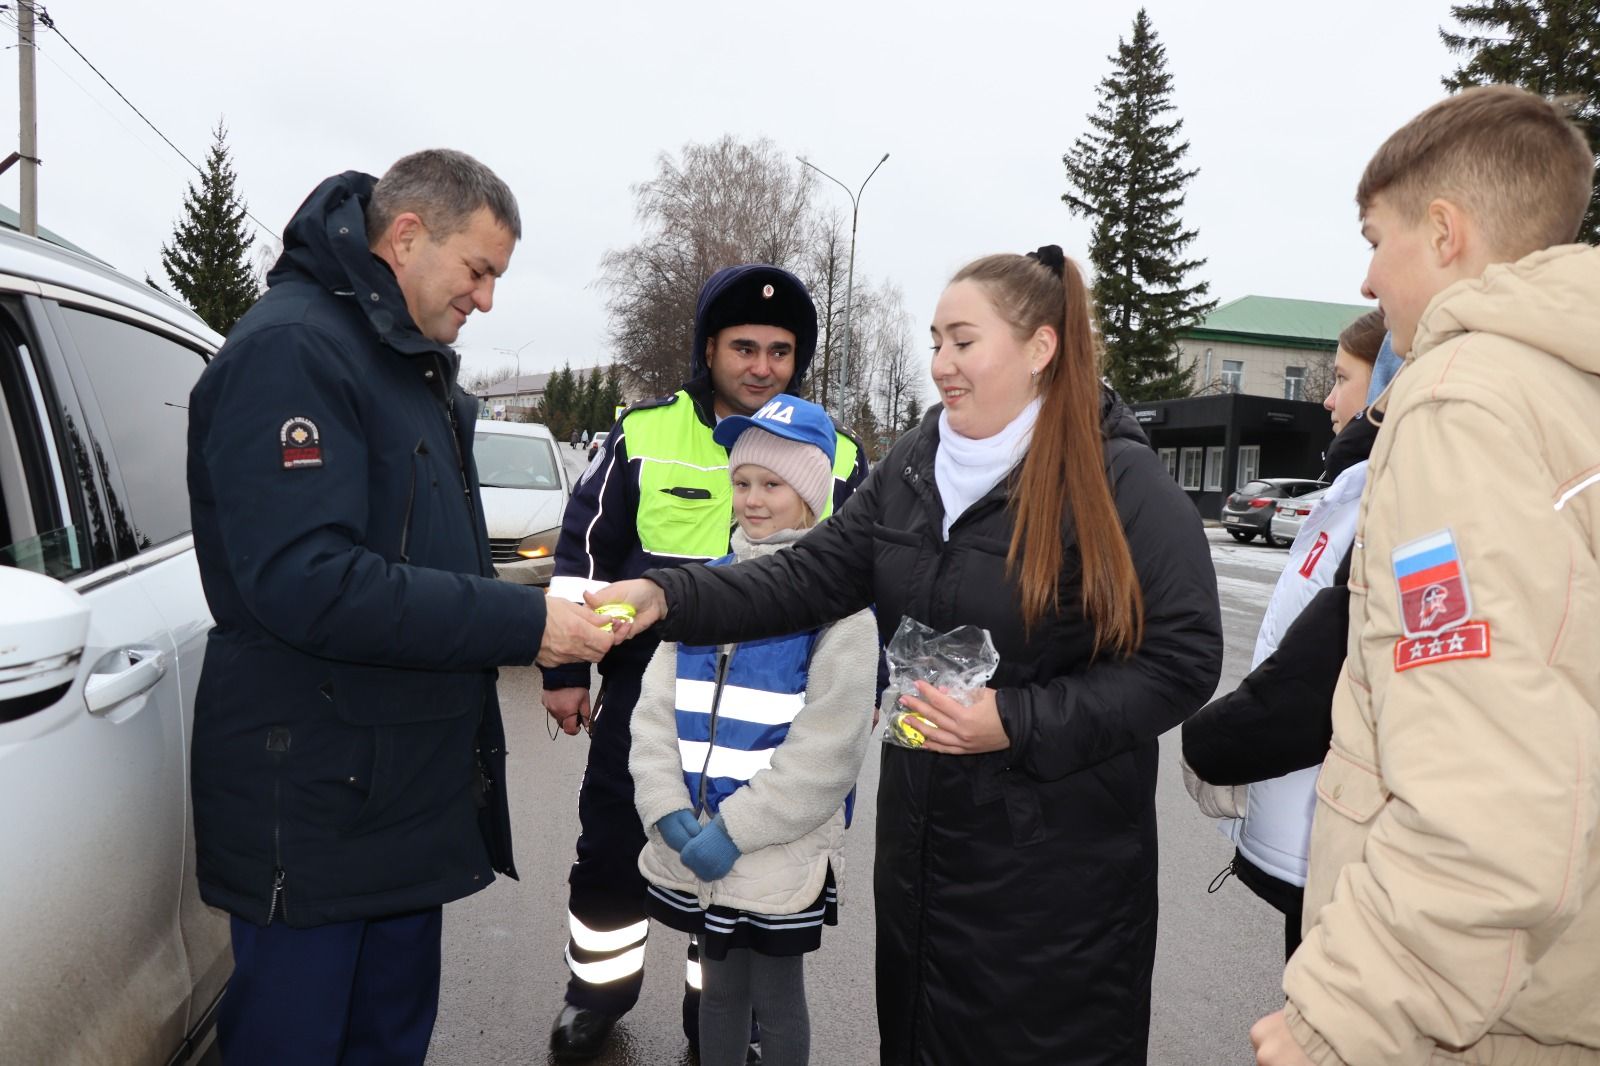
[565,911,648,985]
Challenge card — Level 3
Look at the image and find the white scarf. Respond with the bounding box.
[935,397,1041,540]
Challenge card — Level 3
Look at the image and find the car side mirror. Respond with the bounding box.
[0,567,91,723]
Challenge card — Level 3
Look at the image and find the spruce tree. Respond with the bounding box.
[602,364,625,427]
[1062,9,1215,402]
[160,122,261,335]
[1442,0,1600,243]
[541,364,580,438]
[579,368,603,436]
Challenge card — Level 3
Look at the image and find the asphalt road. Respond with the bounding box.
[428,452,1294,1065]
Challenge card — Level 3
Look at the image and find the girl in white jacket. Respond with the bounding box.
[1182,310,1384,959]
[630,395,877,1066]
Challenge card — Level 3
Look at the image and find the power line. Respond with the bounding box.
[21,1,282,242]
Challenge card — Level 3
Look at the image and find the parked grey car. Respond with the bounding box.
[1220,477,1326,547]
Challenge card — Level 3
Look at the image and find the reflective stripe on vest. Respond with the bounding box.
[675,556,819,814]
[626,390,858,560]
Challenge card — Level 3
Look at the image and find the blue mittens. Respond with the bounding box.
[679,815,740,882]
[656,809,701,853]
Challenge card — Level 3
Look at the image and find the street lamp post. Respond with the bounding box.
[493,340,537,416]
[797,152,889,393]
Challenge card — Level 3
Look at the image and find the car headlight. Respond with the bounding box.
[517,527,559,560]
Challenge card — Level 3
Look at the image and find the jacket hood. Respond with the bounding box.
[1098,384,1150,445]
[1413,244,1600,376]
[266,170,458,368]
[689,264,816,390]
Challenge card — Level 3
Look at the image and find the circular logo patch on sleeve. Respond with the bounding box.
[280,416,324,469]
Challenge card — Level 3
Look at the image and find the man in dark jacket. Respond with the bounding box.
[187,150,615,1066]
[541,264,868,1061]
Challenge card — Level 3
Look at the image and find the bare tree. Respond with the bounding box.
[597,136,817,397]
[1299,350,1335,406]
[800,209,851,410]
[252,236,282,293]
[869,283,925,438]
[833,280,924,455]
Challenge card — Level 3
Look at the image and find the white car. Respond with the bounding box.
[474,419,571,585]
[0,227,229,1063]
[1270,486,1330,546]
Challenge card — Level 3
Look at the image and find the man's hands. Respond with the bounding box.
[542,685,592,737]
[537,593,617,668]
[584,579,668,634]
[1250,1010,1314,1066]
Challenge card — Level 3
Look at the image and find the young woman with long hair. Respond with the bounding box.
[598,246,1223,1064]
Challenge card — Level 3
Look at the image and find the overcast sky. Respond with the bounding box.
[6,1,1459,382]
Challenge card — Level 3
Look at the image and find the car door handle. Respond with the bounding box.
[85,646,167,716]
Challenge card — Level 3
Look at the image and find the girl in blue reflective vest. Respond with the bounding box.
[630,396,878,1066]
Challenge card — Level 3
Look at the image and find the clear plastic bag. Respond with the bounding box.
[880,617,1000,749]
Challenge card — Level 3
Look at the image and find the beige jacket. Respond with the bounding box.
[1285,245,1600,1065]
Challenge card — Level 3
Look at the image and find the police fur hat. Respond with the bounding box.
[691,264,817,387]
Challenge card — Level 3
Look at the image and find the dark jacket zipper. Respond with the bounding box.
[265,727,291,925]
[436,383,494,576]
[399,438,427,564]
[695,646,735,815]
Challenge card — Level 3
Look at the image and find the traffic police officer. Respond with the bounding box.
[543,264,867,1061]
[187,150,614,1066]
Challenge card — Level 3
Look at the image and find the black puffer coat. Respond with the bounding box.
[649,393,1222,1064]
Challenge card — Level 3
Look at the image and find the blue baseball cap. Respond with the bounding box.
[712,395,836,464]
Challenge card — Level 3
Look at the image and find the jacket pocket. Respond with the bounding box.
[326,665,486,835]
[641,482,731,558]
[1315,746,1387,824]
[871,523,921,548]
[999,769,1047,847]
[400,440,437,564]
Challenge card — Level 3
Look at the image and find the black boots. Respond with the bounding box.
[549,1005,615,1061]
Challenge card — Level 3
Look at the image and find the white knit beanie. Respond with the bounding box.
[728,426,833,519]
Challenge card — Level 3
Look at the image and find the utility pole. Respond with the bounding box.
[18,0,39,235]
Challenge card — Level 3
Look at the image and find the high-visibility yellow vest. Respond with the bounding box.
[625,390,859,562]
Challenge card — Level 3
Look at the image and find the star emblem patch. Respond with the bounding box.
[1394,621,1491,672]
[280,416,323,469]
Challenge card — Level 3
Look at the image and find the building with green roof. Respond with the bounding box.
[1127,295,1379,523]
[1178,295,1374,401]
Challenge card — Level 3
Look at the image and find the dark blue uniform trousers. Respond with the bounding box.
[219,907,442,1066]
[565,669,700,1040]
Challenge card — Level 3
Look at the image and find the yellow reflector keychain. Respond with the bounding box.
[889,710,937,748]
[594,603,636,632]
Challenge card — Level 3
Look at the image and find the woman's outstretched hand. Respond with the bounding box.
[897,681,1010,755]
[584,579,669,637]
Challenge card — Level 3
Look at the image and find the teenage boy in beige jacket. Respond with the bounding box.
[1252,85,1600,1066]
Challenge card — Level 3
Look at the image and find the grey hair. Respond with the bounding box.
[366,148,522,245]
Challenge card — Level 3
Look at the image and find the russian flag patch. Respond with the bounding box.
[1392,529,1473,637]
